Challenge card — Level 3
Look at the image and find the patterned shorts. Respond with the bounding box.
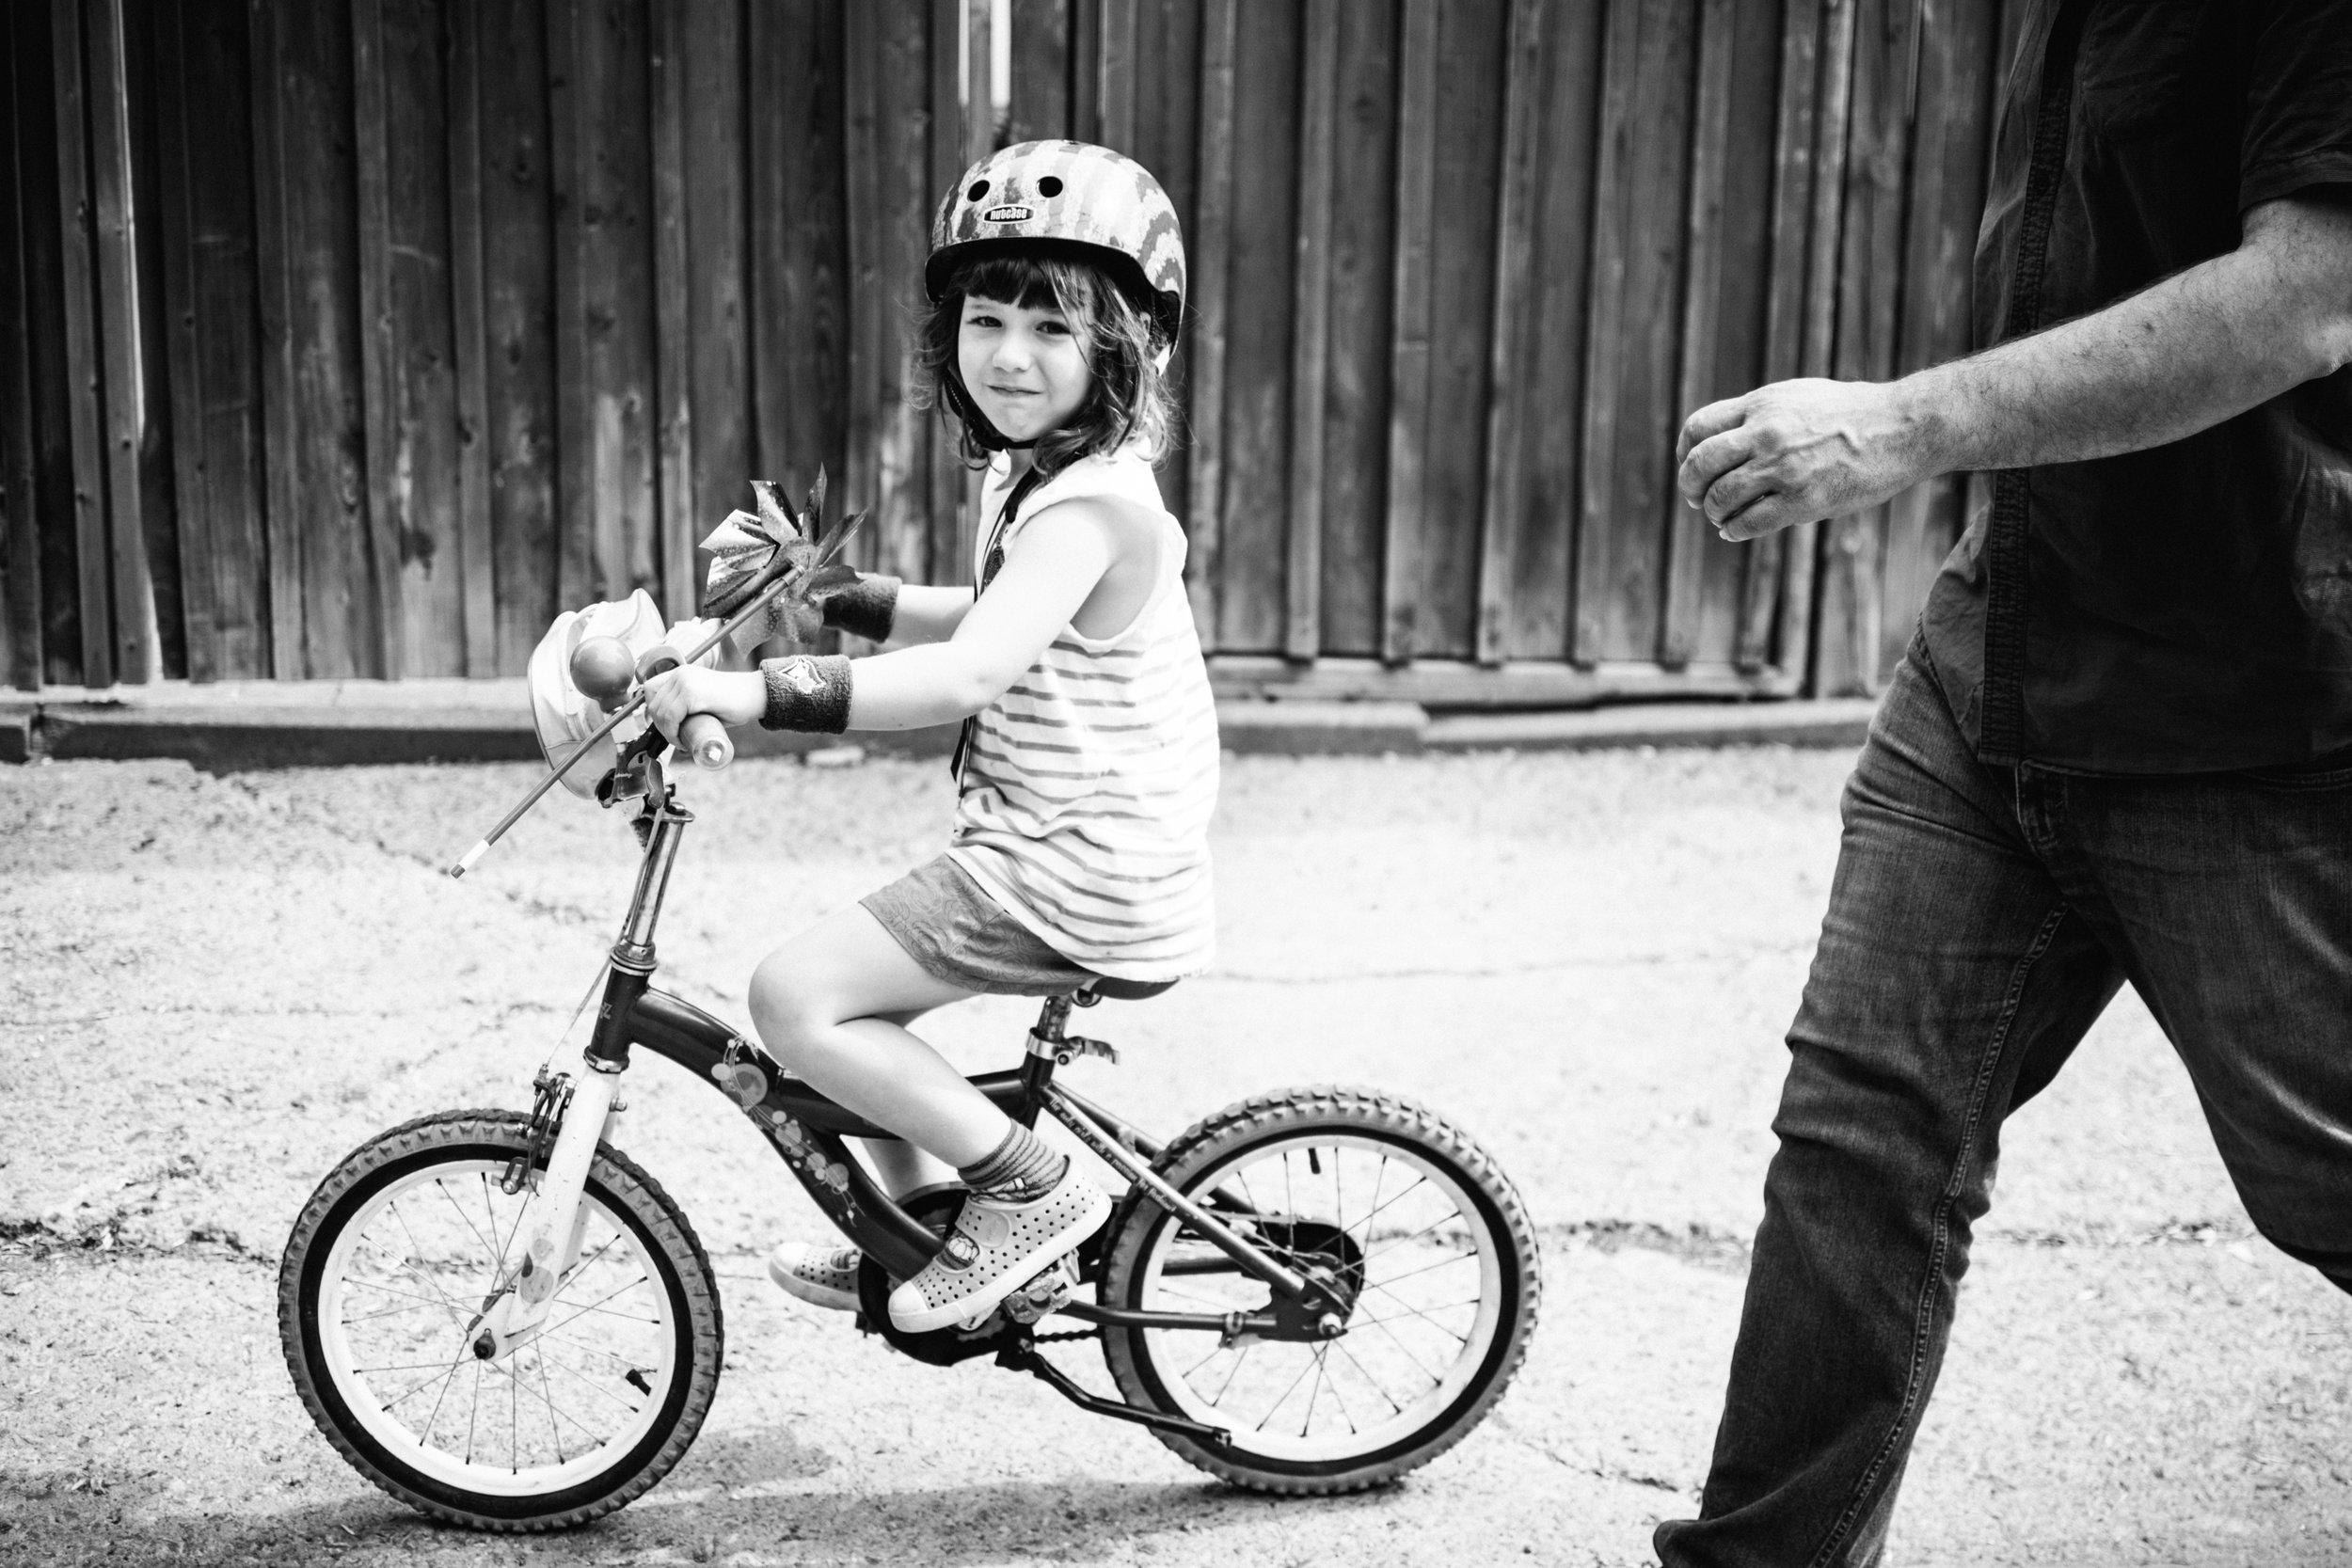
[861,856,1102,997]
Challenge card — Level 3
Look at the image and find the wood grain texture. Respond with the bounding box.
[52,0,113,685]
[479,0,558,671]
[1213,0,1300,653]
[650,0,694,620]
[681,0,745,600]
[1782,0,1858,696]
[1313,0,1396,657]
[1125,0,1199,527]
[927,0,969,587]
[749,1,848,521]
[1661,0,1737,670]
[1282,0,1337,660]
[246,0,306,676]
[1009,0,1072,144]
[444,0,494,673]
[1096,0,1136,152]
[1813,0,1917,698]
[1474,0,1541,668]
[1379,0,1435,665]
[153,0,220,682]
[1576,0,1695,666]
[349,0,405,675]
[2,11,43,688]
[87,0,157,681]
[1180,0,1234,643]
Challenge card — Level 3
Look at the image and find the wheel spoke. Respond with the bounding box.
[435,1178,505,1277]
[1332,1338,1405,1417]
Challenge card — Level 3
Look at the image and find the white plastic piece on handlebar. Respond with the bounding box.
[449,840,490,879]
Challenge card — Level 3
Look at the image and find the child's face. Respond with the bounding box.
[959,293,1090,445]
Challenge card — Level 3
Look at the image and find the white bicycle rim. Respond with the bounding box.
[1131,1132,1505,1464]
[313,1157,680,1498]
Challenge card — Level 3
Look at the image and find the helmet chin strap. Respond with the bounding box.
[945,371,1038,451]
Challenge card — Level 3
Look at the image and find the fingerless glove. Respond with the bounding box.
[821,572,900,643]
[758,654,853,733]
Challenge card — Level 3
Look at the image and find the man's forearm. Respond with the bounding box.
[1911,202,2352,474]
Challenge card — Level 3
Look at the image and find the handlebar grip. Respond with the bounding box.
[678,712,733,770]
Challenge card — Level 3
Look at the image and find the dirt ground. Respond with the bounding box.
[2,745,2347,1568]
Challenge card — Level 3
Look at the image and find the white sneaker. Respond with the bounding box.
[768,1242,862,1312]
[886,1170,1111,1334]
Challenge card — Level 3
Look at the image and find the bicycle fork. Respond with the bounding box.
[468,1061,626,1361]
[471,776,685,1362]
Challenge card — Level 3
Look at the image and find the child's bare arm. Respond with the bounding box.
[883,585,978,645]
[843,506,1111,729]
[639,503,1114,736]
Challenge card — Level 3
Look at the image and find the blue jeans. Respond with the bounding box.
[1655,641,2352,1568]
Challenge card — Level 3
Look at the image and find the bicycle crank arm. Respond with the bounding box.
[470,1061,624,1359]
[995,1337,1232,1448]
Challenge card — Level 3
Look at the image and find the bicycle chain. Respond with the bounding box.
[1031,1326,1099,1344]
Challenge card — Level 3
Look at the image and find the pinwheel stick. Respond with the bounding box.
[446,509,866,880]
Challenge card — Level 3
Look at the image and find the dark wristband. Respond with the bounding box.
[757,654,853,734]
[822,572,900,643]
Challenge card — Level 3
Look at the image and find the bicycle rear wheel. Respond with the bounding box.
[1098,1086,1540,1494]
[278,1109,722,1529]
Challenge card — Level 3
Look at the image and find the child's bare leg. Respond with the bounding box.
[747,905,1010,1167]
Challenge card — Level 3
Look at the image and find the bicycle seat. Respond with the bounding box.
[1076,976,1177,1003]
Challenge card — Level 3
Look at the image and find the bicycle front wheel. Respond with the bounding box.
[278,1109,722,1530]
[1099,1086,1540,1494]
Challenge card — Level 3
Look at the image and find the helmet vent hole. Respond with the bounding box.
[966,180,990,202]
[1038,176,1063,198]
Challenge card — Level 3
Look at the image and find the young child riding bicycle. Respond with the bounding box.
[640,142,1216,1337]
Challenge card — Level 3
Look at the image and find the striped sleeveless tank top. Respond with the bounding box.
[946,446,1220,982]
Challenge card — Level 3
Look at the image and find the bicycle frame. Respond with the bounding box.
[529,754,1343,1334]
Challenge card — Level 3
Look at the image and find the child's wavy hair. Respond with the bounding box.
[915,246,1178,480]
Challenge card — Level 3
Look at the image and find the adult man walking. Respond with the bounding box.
[1659,5,2352,1564]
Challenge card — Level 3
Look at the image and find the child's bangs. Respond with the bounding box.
[953,253,1074,315]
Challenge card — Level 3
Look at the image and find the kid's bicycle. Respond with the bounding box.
[274,487,1540,1531]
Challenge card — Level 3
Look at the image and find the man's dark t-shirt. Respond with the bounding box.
[1920,0,2352,771]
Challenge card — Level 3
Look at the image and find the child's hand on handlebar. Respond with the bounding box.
[640,664,764,739]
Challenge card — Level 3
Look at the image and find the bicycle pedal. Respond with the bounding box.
[1002,1257,1077,1325]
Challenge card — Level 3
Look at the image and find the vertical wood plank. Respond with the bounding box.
[1096,0,1136,152]
[1008,0,1071,143]
[2,13,43,688]
[545,0,592,609]
[1213,0,1300,651]
[1071,0,1100,144]
[1473,0,1540,667]
[53,0,112,685]
[682,0,746,589]
[445,0,495,673]
[929,0,971,587]
[1282,0,1337,660]
[1660,0,1737,668]
[1735,0,1822,672]
[153,0,220,681]
[1416,0,1507,660]
[349,0,403,674]
[1130,0,1202,531]
[1181,0,1234,643]
[965,0,993,161]
[1813,0,1915,697]
[649,0,694,621]
[87,0,155,682]
[748,2,849,518]
[481,0,559,671]
[1380,0,1436,665]
[246,0,305,676]
[842,0,882,557]
[1783,0,1857,694]
[1311,0,1396,657]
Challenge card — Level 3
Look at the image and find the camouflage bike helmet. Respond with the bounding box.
[927,141,1184,450]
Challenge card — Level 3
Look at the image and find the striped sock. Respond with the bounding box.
[956,1122,1068,1204]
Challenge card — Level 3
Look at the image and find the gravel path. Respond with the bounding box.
[2,749,2345,1566]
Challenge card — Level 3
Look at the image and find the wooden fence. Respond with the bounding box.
[1,0,2015,701]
